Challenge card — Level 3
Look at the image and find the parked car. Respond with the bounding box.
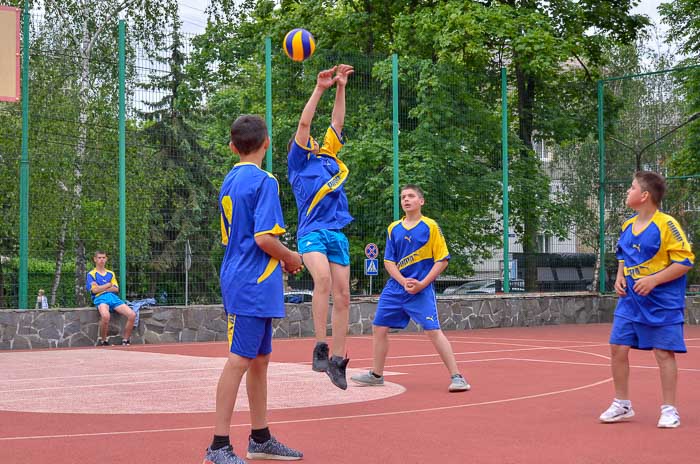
[284,290,313,303]
[443,279,525,295]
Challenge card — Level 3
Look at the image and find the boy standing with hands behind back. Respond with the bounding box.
[600,171,694,428]
[203,115,303,464]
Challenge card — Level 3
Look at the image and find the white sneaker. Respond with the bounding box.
[657,405,680,428]
[599,399,635,423]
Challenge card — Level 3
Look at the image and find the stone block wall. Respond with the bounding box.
[1,293,699,350]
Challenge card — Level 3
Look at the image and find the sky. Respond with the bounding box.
[178,0,667,36]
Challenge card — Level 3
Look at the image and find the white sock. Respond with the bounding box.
[615,398,631,407]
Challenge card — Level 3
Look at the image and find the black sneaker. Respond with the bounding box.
[121,339,130,346]
[326,355,349,390]
[97,339,110,347]
[312,342,329,372]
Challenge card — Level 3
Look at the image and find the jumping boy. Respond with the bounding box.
[599,171,694,428]
[288,64,354,389]
[351,185,471,392]
[86,251,136,346]
[203,115,304,464]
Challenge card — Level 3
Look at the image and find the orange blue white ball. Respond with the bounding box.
[283,28,316,61]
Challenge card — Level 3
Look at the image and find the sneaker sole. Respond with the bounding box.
[312,364,328,373]
[449,385,471,392]
[600,410,635,423]
[350,379,384,387]
[246,452,302,460]
[658,421,680,428]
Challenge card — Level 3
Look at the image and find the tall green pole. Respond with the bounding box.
[392,54,399,221]
[118,20,126,299]
[597,80,606,293]
[18,0,30,309]
[265,37,272,171]
[501,68,510,293]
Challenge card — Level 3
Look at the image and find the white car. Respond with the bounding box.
[443,279,524,295]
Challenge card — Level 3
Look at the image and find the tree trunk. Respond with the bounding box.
[50,216,68,306]
[0,256,5,308]
[515,64,539,291]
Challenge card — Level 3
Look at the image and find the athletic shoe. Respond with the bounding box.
[448,374,471,392]
[599,399,635,423]
[203,445,245,464]
[657,405,680,428]
[312,342,329,372]
[246,436,303,460]
[97,339,110,347]
[326,355,349,390]
[351,371,384,386]
[121,339,130,346]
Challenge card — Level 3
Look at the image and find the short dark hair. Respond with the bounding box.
[230,115,268,155]
[94,250,106,257]
[635,171,666,206]
[401,184,424,198]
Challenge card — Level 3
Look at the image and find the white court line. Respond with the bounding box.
[0,376,612,442]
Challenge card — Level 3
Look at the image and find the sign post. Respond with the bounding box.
[364,243,379,295]
[184,240,192,306]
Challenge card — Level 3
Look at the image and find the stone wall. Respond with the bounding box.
[2,293,699,350]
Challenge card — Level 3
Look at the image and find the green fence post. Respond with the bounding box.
[597,80,606,293]
[392,54,399,221]
[265,37,272,172]
[118,19,126,299]
[501,67,510,293]
[18,0,30,309]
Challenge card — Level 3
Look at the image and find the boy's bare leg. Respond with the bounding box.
[97,304,110,340]
[372,325,390,375]
[246,354,270,429]
[214,353,251,436]
[610,344,631,399]
[425,329,460,376]
[329,262,350,357]
[653,348,677,405]
[303,252,332,343]
[114,304,136,340]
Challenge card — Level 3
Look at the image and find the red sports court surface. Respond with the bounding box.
[1,324,699,464]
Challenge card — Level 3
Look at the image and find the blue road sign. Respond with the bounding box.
[365,259,379,276]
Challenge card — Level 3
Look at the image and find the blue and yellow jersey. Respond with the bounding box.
[219,162,286,318]
[615,210,694,325]
[86,268,118,302]
[287,126,353,238]
[383,216,450,293]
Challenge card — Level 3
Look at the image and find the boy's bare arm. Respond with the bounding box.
[296,67,337,146]
[331,65,353,134]
[384,260,407,287]
[91,282,114,294]
[405,260,448,295]
[254,234,303,273]
[633,262,692,296]
[614,261,626,296]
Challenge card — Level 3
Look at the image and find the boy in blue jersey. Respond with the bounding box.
[203,115,304,464]
[288,64,354,389]
[86,251,135,346]
[351,185,470,392]
[599,171,694,428]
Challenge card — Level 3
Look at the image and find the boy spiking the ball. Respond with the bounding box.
[288,64,354,389]
[204,115,304,463]
[599,171,694,428]
[351,184,471,392]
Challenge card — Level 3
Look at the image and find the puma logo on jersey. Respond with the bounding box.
[632,243,641,252]
[404,235,412,243]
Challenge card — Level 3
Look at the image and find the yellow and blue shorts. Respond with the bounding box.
[373,283,441,331]
[227,314,273,359]
[93,293,126,312]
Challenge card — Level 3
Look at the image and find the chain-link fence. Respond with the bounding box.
[2,9,699,309]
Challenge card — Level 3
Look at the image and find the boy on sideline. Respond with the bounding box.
[599,171,694,428]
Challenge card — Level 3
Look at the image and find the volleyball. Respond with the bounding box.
[283,28,316,61]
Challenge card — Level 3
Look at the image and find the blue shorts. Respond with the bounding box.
[609,316,687,353]
[298,229,350,266]
[94,293,126,313]
[227,314,273,359]
[373,284,440,330]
